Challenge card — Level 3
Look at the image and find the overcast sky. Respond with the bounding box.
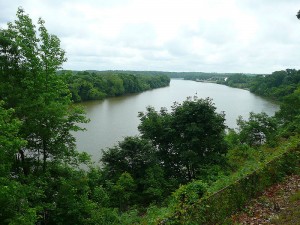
[1,0,300,73]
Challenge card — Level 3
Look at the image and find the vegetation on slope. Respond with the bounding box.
[231,175,300,224]
[219,69,300,101]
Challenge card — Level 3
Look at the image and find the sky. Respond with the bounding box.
[1,0,300,73]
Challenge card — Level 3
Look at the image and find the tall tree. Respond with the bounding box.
[0,8,88,175]
[0,101,25,177]
[138,97,227,181]
[236,112,277,146]
[101,136,166,206]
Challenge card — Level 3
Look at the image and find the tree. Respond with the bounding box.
[276,86,300,134]
[276,87,300,122]
[101,136,178,206]
[0,101,25,177]
[0,179,38,225]
[0,102,38,224]
[237,112,277,146]
[102,136,156,180]
[138,97,227,181]
[112,172,136,211]
[101,136,166,205]
[297,10,300,20]
[140,165,167,203]
[0,8,88,175]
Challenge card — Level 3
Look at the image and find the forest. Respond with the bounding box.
[219,69,300,101]
[63,71,170,102]
[0,8,300,225]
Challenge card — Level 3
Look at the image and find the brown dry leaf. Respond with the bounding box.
[232,174,300,225]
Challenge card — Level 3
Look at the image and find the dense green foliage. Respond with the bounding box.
[221,69,300,101]
[161,139,300,224]
[138,97,227,181]
[65,70,263,86]
[100,97,228,210]
[0,9,88,176]
[82,70,234,79]
[236,112,278,147]
[0,9,94,224]
[101,137,168,207]
[178,72,263,83]
[64,71,170,102]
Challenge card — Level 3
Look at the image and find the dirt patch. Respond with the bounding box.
[231,174,300,225]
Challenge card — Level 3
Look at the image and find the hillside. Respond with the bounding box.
[232,175,300,224]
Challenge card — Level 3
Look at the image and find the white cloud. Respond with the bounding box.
[1,0,300,73]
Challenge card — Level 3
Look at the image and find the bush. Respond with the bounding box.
[159,138,300,224]
[172,180,208,206]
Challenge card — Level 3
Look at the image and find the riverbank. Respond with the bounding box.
[64,71,170,102]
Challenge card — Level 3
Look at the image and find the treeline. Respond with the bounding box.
[177,72,263,82]
[74,70,232,78]
[63,71,170,102]
[122,70,263,78]
[68,69,262,81]
[220,69,300,100]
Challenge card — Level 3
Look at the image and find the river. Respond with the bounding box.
[74,79,279,161]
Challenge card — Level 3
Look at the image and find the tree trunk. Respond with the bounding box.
[187,163,192,181]
[43,140,47,173]
[18,149,29,176]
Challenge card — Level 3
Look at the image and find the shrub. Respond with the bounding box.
[159,138,300,224]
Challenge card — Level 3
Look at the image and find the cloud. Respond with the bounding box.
[1,0,300,73]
